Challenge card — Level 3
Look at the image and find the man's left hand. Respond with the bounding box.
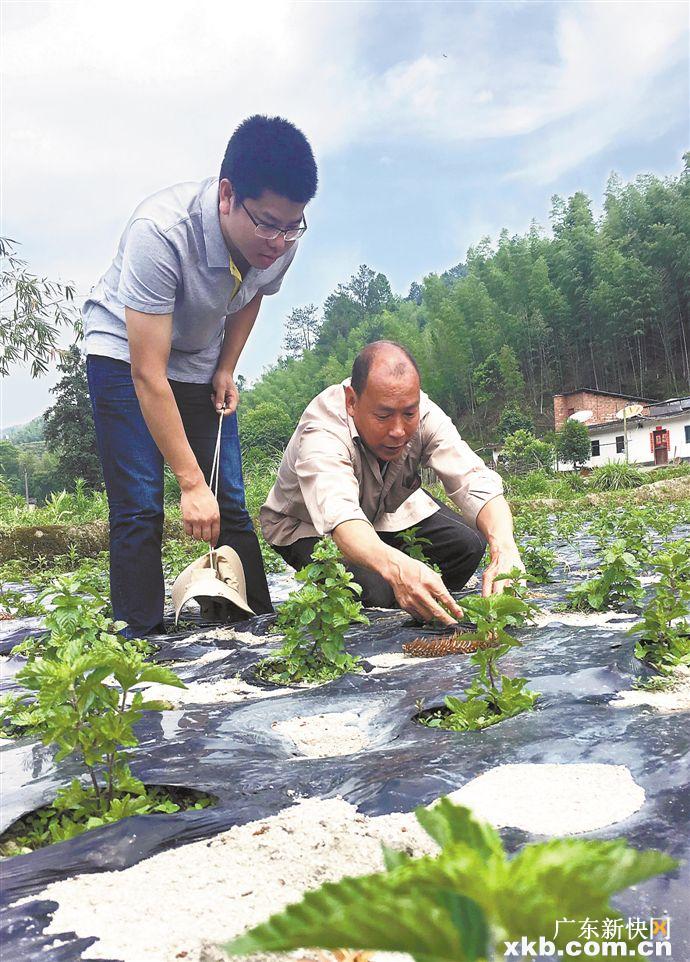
[482,541,526,597]
[211,369,239,415]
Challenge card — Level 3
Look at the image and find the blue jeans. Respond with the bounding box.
[87,355,273,636]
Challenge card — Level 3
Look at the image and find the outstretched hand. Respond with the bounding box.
[482,541,526,597]
[386,550,463,626]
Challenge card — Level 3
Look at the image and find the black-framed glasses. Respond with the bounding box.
[241,201,307,241]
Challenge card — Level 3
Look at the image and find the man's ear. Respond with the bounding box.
[344,384,357,418]
[219,178,234,215]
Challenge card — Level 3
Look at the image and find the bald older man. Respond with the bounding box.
[260,341,524,625]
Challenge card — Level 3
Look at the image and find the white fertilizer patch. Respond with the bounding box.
[447,763,645,834]
[139,675,291,707]
[534,611,639,630]
[640,574,662,586]
[611,666,690,713]
[367,652,430,671]
[187,627,269,647]
[35,797,434,962]
[273,711,369,757]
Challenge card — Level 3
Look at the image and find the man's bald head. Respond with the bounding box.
[350,341,420,396]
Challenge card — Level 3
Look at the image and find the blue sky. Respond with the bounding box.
[1,0,688,430]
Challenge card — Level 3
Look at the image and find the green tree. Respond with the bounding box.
[556,418,592,470]
[472,353,502,406]
[239,401,294,463]
[2,415,45,444]
[497,344,526,404]
[0,237,79,376]
[347,264,394,315]
[44,345,102,489]
[406,281,424,305]
[497,404,533,442]
[0,440,22,489]
[283,304,321,357]
[501,429,554,473]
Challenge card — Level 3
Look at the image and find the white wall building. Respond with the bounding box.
[554,390,690,470]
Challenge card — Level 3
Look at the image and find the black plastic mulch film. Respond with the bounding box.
[1,527,688,961]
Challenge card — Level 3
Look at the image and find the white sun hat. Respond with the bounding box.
[171,545,254,624]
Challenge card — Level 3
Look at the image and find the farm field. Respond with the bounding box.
[1,475,689,962]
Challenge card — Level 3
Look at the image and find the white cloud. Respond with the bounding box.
[1,0,687,421]
[3,1,686,207]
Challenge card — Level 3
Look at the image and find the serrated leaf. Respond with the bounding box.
[223,870,483,961]
[136,665,186,688]
[415,799,504,860]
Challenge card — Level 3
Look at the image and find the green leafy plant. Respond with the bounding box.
[589,461,644,491]
[553,509,583,543]
[565,541,643,612]
[223,797,676,961]
[399,526,440,569]
[521,541,556,583]
[257,538,368,685]
[633,538,690,671]
[161,537,208,580]
[589,505,653,564]
[515,516,556,585]
[421,581,539,732]
[0,584,43,618]
[0,575,210,853]
[501,430,555,474]
[556,418,591,470]
[643,502,684,539]
[0,780,212,857]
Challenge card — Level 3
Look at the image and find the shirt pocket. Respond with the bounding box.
[383,470,421,513]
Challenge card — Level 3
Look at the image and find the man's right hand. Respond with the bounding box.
[384,549,463,626]
[180,480,220,544]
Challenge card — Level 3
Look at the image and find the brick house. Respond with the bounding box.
[553,388,690,468]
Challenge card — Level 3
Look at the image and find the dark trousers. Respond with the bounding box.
[273,499,487,608]
[87,355,272,637]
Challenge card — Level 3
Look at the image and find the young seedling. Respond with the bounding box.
[421,575,539,731]
[590,506,653,564]
[520,541,556,584]
[222,798,676,962]
[554,510,583,544]
[565,541,643,612]
[257,537,368,685]
[0,584,43,619]
[633,538,690,672]
[398,526,440,570]
[0,575,211,855]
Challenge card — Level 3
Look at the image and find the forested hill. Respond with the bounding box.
[240,159,690,453]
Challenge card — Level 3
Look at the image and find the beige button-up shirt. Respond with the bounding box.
[260,379,504,547]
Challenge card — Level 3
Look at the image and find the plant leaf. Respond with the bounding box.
[415,799,505,860]
[223,870,485,961]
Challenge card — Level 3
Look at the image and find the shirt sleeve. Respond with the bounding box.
[421,400,504,528]
[259,242,298,296]
[118,218,181,314]
[295,426,371,536]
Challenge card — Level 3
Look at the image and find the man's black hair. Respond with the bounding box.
[220,115,318,204]
[351,341,420,395]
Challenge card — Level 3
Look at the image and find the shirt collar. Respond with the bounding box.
[200,178,232,269]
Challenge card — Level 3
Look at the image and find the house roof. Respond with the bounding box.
[649,397,690,416]
[554,388,659,403]
[588,409,688,432]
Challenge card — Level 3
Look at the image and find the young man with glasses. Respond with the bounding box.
[83,115,317,637]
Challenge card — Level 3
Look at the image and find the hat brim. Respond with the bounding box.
[171,547,254,622]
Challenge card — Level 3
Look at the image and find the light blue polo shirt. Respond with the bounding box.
[83,177,298,383]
